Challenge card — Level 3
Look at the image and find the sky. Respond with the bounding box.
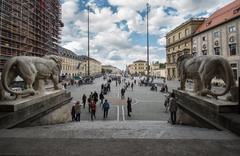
[60,0,233,70]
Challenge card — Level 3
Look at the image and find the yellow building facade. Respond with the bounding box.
[166,18,205,80]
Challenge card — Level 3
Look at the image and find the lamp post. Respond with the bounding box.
[146,3,150,82]
[87,5,90,76]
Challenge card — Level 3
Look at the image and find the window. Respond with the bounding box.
[172,68,176,78]
[202,36,206,41]
[185,29,189,36]
[232,69,237,80]
[231,63,238,80]
[214,47,220,55]
[229,26,236,32]
[173,36,175,42]
[185,43,188,47]
[168,38,170,44]
[178,45,180,49]
[229,43,236,55]
[178,32,181,39]
[172,55,176,63]
[213,31,220,37]
[202,50,207,55]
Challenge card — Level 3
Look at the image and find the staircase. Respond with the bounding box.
[0,120,238,140]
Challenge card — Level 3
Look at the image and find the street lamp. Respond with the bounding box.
[87,5,90,76]
[146,3,150,82]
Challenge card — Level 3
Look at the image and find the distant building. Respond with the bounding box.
[150,63,166,78]
[58,47,102,77]
[193,0,240,82]
[80,56,102,76]
[102,65,121,74]
[129,60,147,76]
[58,46,83,77]
[0,0,63,72]
[166,18,205,80]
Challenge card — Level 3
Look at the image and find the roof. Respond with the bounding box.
[58,46,78,59]
[166,18,205,36]
[195,0,240,34]
[78,55,101,64]
[133,60,147,63]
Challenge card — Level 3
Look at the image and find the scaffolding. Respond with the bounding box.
[0,0,63,72]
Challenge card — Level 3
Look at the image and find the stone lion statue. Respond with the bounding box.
[177,54,238,102]
[1,55,62,97]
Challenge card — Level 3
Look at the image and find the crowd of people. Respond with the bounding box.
[71,89,110,121]
[70,75,177,125]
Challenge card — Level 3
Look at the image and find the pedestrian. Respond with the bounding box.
[165,84,168,93]
[88,96,92,113]
[116,80,117,86]
[93,91,98,103]
[107,83,111,92]
[131,83,134,91]
[99,92,104,106]
[101,84,104,91]
[164,94,170,113]
[169,92,177,124]
[75,101,81,121]
[82,94,86,109]
[64,83,67,89]
[90,100,96,121]
[103,99,110,119]
[127,97,132,117]
[121,88,125,99]
[71,103,75,121]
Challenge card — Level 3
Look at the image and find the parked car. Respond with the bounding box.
[82,76,94,84]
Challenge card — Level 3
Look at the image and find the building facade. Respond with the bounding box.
[166,18,205,80]
[127,64,135,75]
[131,60,147,75]
[193,0,240,82]
[150,63,166,78]
[0,0,63,72]
[80,56,102,76]
[58,46,83,77]
[102,65,121,74]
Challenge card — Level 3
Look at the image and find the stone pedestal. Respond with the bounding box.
[174,90,240,135]
[0,89,72,129]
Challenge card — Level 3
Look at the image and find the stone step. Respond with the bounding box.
[0,120,238,140]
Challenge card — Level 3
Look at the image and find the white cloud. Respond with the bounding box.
[60,0,233,70]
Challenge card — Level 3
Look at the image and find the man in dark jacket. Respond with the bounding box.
[93,91,98,103]
[169,92,177,124]
[82,94,87,108]
[127,97,132,117]
[99,92,104,106]
[103,99,110,119]
[71,104,75,121]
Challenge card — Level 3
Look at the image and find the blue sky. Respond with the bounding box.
[61,0,233,70]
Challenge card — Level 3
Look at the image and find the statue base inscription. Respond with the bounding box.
[174,90,240,136]
[0,89,72,129]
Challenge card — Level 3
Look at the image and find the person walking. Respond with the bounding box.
[121,88,125,99]
[82,94,87,109]
[75,101,81,121]
[103,99,110,119]
[88,96,92,113]
[71,103,76,121]
[127,97,132,117]
[165,84,168,93]
[90,100,96,121]
[93,91,98,104]
[99,92,104,106]
[169,92,177,124]
[131,83,134,91]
